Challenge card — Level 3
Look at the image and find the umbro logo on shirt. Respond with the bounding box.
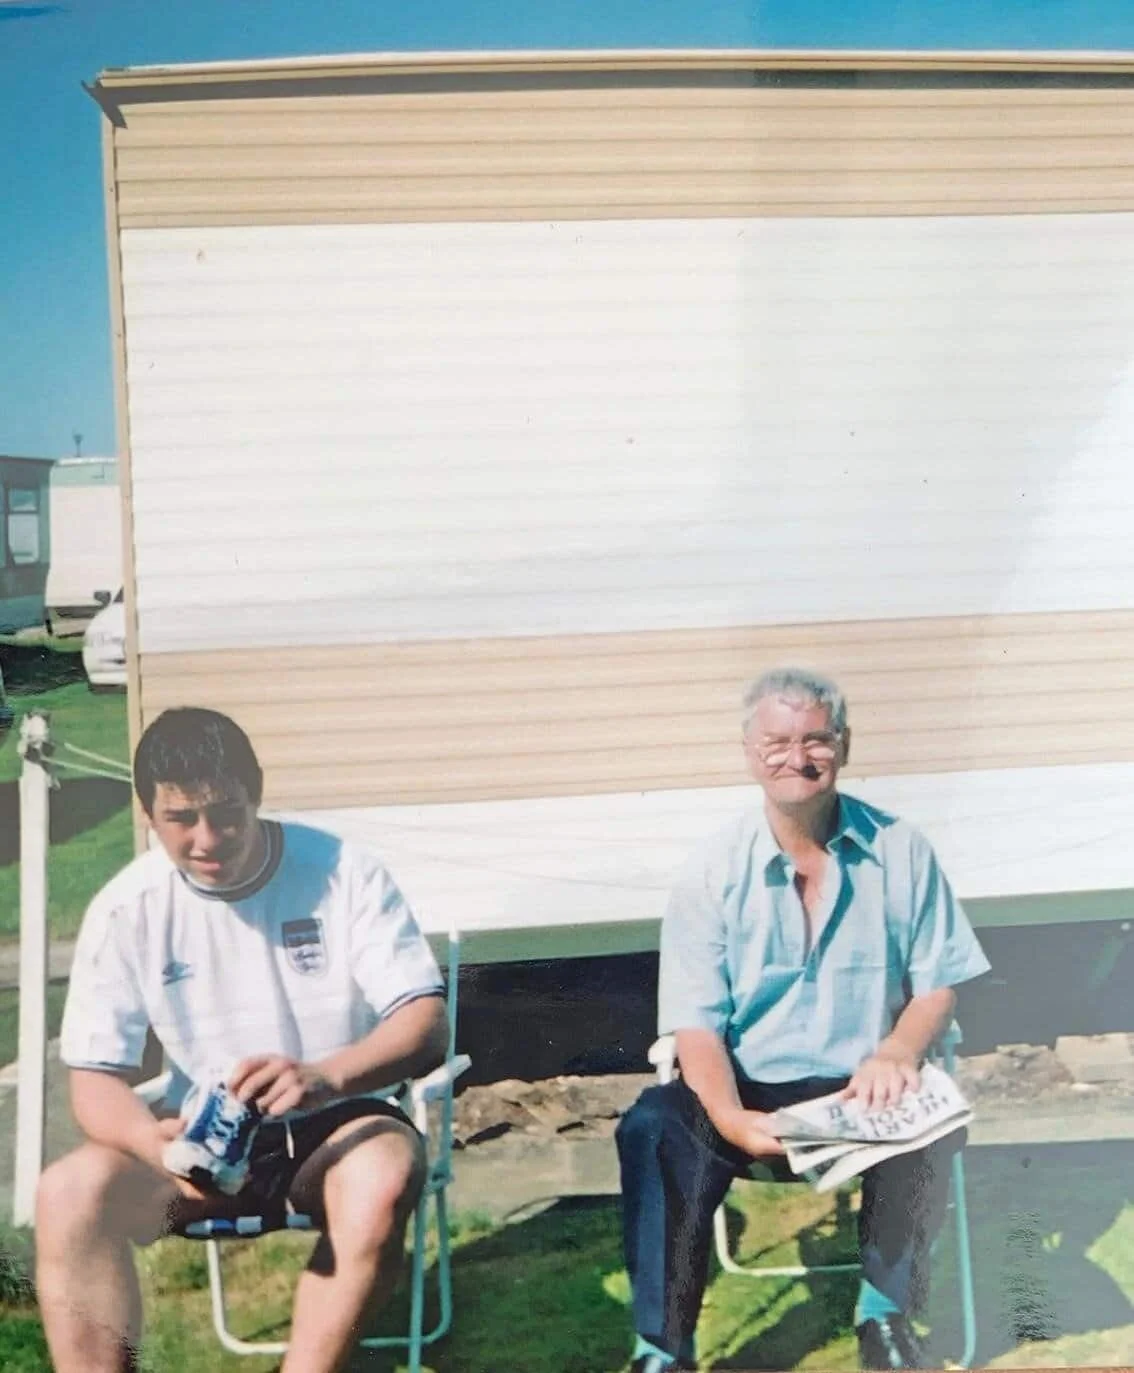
[161,960,194,985]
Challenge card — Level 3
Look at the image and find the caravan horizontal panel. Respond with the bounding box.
[119,214,1134,652]
[110,75,1134,227]
[139,611,1134,807]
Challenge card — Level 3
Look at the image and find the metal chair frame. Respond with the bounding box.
[648,1022,977,1369]
[136,929,468,1371]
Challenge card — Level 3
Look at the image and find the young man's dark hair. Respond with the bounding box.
[133,707,263,815]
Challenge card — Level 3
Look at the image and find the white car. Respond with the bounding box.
[82,590,127,689]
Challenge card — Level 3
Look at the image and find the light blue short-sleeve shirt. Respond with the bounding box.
[658,793,990,1083]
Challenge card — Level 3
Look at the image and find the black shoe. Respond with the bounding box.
[856,1315,928,1370]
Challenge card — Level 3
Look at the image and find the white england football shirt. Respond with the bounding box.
[60,821,445,1111]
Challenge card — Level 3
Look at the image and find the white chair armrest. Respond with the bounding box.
[648,1035,677,1085]
[134,1070,173,1107]
[409,1053,471,1109]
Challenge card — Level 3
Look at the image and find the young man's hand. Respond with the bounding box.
[153,1116,214,1202]
[229,1055,337,1116]
[842,1047,920,1111]
[718,1108,786,1159]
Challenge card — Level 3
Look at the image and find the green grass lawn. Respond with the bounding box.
[1,1142,1130,1371]
[0,983,69,1067]
[0,638,133,944]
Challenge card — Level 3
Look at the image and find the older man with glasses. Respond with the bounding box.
[616,666,990,1372]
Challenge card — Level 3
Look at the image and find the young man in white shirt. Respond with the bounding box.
[36,707,449,1373]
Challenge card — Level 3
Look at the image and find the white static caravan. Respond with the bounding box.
[0,455,53,634]
[46,457,122,624]
[90,48,1134,965]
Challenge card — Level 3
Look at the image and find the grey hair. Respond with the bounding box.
[741,666,848,736]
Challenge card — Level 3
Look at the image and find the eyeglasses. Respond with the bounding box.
[751,731,843,768]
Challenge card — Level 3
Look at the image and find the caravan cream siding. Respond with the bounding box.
[102,53,1134,950]
[286,763,1134,961]
[109,76,1134,226]
[120,211,1134,803]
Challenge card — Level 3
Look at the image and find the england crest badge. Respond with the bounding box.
[281,918,328,976]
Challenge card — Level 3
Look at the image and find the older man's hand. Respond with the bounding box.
[718,1107,786,1159]
[842,1046,920,1112]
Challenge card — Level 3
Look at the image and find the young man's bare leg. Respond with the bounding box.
[35,1143,178,1373]
[281,1117,426,1373]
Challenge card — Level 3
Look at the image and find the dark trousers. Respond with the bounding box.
[615,1076,962,1358]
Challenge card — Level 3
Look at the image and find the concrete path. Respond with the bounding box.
[0,938,75,991]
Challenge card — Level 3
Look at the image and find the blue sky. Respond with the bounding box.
[1,0,1133,459]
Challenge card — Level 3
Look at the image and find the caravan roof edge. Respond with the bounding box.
[94,45,1134,90]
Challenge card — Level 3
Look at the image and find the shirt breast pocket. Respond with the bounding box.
[832,952,888,1008]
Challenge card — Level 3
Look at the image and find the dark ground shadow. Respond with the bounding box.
[0,642,86,693]
[0,777,132,867]
[712,1141,1133,1371]
[228,1194,630,1373]
[710,1189,860,1370]
[927,1140,1134,1367]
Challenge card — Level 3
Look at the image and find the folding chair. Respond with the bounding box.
[135,928,469,1371]
[648,1022,977,1369]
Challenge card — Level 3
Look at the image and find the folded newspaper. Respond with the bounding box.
[770,1063,973,1193]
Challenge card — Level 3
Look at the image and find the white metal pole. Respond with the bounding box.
[14,712,51,1229]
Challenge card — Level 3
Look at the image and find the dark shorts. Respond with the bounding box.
[229,1096,417,1223]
